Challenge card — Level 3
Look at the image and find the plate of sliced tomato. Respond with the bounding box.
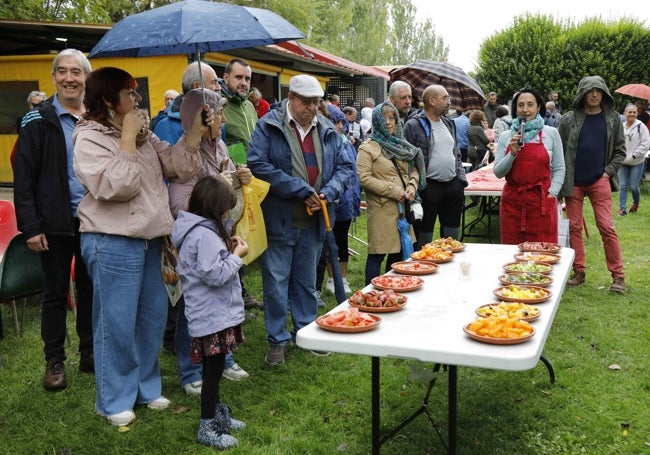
[391,261,439,275]
[371,275,424,292]
[347,289,407,313]
[316,308,381,333]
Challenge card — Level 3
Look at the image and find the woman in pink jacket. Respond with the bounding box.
[73,67,213,427]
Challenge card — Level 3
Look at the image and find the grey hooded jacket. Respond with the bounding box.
[557,75,626,197]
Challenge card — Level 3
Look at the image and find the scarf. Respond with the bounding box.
[369,102,427,190]
[510,114,545,144]
[108,119,149,147]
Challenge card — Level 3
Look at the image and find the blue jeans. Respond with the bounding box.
[81,233,167,416]
[618,162,645,209]
[175,296,233,387]
[261,224,322,346]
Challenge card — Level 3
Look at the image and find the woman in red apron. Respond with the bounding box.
[493,87,566,245]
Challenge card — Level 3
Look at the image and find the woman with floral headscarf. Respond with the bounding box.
[356,102,426,284]
[493,87,565,244]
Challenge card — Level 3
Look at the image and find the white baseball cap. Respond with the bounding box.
[289,75,324,98]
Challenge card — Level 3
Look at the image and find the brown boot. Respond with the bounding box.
[44,359,67,391]
[609,276,626,293]
[567,270,585,286]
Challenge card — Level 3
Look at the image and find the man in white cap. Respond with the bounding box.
[248,74,354,365]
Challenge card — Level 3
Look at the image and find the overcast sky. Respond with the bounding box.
[411,1,648,72]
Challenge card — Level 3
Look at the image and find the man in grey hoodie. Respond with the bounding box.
[557,75,626,292]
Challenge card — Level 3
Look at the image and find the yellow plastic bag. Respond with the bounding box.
[235,176,270,265]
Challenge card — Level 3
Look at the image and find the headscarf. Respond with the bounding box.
[369,102,426,189]
[510,114,545,144]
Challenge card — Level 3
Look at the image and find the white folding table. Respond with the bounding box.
[297,243,574,454]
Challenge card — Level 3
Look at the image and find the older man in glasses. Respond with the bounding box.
[248,75,353,365]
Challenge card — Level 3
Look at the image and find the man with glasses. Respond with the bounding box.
[154,61,251,389]
[248,75,353,365]
[154,61,220,144]
[404,84,468,248]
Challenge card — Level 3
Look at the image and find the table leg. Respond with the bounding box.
[448,365,457,455]
[372,356,380,455]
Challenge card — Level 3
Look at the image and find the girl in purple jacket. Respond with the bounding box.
[171,175,249,450]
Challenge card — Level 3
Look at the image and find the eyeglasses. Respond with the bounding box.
[292,93,321,106]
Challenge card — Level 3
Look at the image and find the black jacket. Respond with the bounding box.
[13,97,75,238]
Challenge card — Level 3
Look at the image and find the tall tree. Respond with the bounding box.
[389,0,448,65]
[477,14,650,111]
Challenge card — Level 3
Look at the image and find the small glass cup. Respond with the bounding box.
[459,261,471,280]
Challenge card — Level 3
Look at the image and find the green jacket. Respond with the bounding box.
[223,89,258,151]
[557,75,626,197]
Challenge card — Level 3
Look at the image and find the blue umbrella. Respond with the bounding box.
[88,0,304,58]
[397,202,414,260]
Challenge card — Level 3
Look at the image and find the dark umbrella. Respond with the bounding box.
[89,0,305,58]
[309,200,346,304]
[389,60,486,112]
[397,202,414,260]
[614,83,650,100]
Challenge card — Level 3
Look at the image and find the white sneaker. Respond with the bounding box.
[222,363,249,381]
[342,278,352,294]
[106,410,135,427]
[183,380,202,395]
[147,396,171,410]
[325,278,335,293]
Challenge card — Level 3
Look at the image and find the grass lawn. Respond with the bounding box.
[1,190,650,454]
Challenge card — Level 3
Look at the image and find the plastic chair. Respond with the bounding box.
[0,233,44,337]
[0,200,19,260]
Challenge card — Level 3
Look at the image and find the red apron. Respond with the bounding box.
[500,131,558,244]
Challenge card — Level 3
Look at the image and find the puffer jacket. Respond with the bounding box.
[247,99,353,243]
[172,211,244,338]
[557,75,626,197]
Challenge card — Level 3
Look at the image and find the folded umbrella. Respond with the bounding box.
[308,200,346,304]
[397,202,414,260]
